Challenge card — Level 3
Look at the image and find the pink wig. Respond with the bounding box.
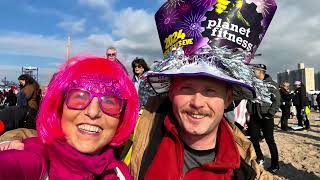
[37,55,139,147]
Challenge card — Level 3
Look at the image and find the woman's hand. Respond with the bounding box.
[0,140,24,151]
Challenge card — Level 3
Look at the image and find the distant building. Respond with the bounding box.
[22,66,38,82]
[277,63,315,91]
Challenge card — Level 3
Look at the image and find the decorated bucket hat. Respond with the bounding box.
[140,0,277,105]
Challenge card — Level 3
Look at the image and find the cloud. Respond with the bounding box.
[112,8,156,40]
[24,5,87,34]
[78,0,115,8]
[78,0,117,19]
[0,32,66,59]
[75,1,164,63]
[0,64,56,85]
[111,7,162,54]
[57,18,86,33]
[0,32,108,60]
[24,4,72,19]
[4,0,320,84]
[253,0,320,79]
[77,0,163,58]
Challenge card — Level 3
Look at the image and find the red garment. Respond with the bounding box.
[0,137,131,180]
[144,115,240,180]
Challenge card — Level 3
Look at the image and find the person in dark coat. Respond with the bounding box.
[279,81,293,131]
[4,89,17,106]
[17,74,40,110]
[247,64,280,173]
[292,81,310,129]
[16,74,40,129]
[316,93,320,111]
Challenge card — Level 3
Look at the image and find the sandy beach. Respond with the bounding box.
[259,111,320,180]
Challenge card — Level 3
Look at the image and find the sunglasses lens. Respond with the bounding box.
[65,89,124,117]
[107,53,116,57]
[100,96,123,115]
[66,89,90,110]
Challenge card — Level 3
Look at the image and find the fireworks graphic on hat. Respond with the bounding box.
[193,0,217,8]
[180,11,205,39]
[179,1,193,14]
[247,0,273,17]
[157,9,179,33]
[164,0,185,9]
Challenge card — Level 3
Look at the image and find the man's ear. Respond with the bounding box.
[224,87,234,109]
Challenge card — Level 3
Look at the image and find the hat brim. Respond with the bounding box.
[253,67,266,71]
[146,61,256,100]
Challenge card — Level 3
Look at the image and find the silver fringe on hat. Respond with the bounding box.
[139,46,274,106]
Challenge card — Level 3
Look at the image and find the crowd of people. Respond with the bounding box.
[0,0,316,179]
[279,80,316,131]
[0,74,41,133]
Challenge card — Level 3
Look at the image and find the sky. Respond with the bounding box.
[0,0,319,85]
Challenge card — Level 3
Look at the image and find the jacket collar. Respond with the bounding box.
[164,113,240,170]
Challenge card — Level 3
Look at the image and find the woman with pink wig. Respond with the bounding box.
[0,56,139,179]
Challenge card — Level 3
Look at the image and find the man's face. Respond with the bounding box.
[106,49,117,61]
[253,68,265,80]
[253,68,261,77]
[169,76,233,138]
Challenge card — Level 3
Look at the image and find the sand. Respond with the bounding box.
[259,111,320,180]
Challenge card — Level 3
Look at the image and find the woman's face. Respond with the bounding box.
[282,83,290,92]
[19,80,26,87]
[61,92,120,154]
[134,63,145,76]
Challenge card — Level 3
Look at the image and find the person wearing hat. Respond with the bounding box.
[247,63,280,172]
[128,0,278,179]
[279,81,293,131]
[292,81,310,129]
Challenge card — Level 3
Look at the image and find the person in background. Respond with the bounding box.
[106,47,129,75]
[17,74,40,110]
[131,57,150,92]
[292,81,310,129]
[247,64,280,173]
[0,91,4,106]
[279,81,293,131]
[4,89,17,107]
[316,93,320,112]
[2,90,8,98]
[106,47,117,61]
[16,74,40,129]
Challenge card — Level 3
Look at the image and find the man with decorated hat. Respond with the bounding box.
[129,0,278,179]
